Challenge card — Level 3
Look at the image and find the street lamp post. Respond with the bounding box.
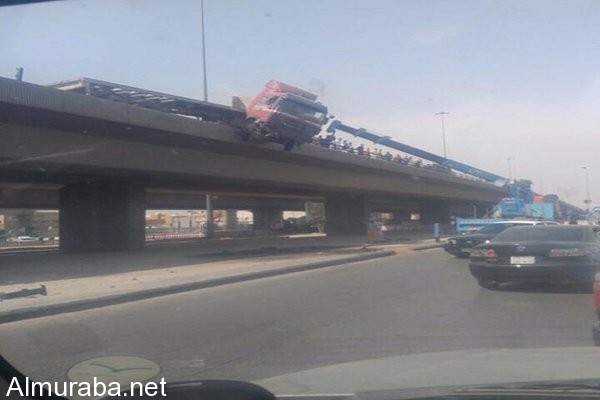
[506,157,513,180]
[200,0,208,102]
[435,112,449,159]
[582,166,592,213]
[200,0,213,237]
[205,195,214,239]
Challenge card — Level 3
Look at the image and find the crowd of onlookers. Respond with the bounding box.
[312,134,455,175]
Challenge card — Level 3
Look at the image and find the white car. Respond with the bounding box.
[9,236,40,243]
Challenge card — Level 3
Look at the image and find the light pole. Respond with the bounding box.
[188,210,196,229]
[200,0,208,102]
[200,0,213,237]
[506,157,513,180]
[205,195,214,239]
[435,111,449,159]
[582,165,592,213]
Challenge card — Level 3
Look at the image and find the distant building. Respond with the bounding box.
[30,210,59,237]
[0,209,59,238]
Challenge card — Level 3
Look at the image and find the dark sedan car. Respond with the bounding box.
[469,225,600,289]
[444,220,557,258]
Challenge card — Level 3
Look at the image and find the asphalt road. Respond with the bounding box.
[0,249,595,385]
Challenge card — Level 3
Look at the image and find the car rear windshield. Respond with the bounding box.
[492,226,594,242]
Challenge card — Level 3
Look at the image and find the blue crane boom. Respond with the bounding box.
[327,120,509,186]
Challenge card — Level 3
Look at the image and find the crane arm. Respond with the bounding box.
[327,120,508,186]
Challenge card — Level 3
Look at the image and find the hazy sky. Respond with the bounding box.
[1,0,599,206]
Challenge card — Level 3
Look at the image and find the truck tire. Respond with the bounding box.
[244,118,260,138]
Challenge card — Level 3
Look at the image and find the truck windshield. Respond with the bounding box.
[277,99,327,123]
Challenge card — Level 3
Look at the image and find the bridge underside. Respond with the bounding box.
[1,182,494,252]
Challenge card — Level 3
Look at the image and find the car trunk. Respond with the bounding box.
[483,241,590,265]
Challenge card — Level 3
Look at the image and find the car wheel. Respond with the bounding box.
[284,140,295,151]
[477,278,499,290]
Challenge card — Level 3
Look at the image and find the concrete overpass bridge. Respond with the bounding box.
[0,77,508,251]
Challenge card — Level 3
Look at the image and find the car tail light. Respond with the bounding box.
[549,248,588,257]
[485,249,497,258]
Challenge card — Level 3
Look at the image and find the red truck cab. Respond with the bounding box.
[244,80,329,150]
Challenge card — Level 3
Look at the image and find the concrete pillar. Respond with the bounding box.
[59,181,145,252]
[324,195,369,235]
[391,210,411,223]
[252,208,283,230]
[419,199,450,225]
[222,209,238,230]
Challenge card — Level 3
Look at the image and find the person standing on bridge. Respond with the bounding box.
[342,140,350,152]
[325,133,335,148]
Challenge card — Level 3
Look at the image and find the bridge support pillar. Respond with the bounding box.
[419,199,450,225]
[252,208,283,230]
[325,195,369,236]
[59,181,146,252]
